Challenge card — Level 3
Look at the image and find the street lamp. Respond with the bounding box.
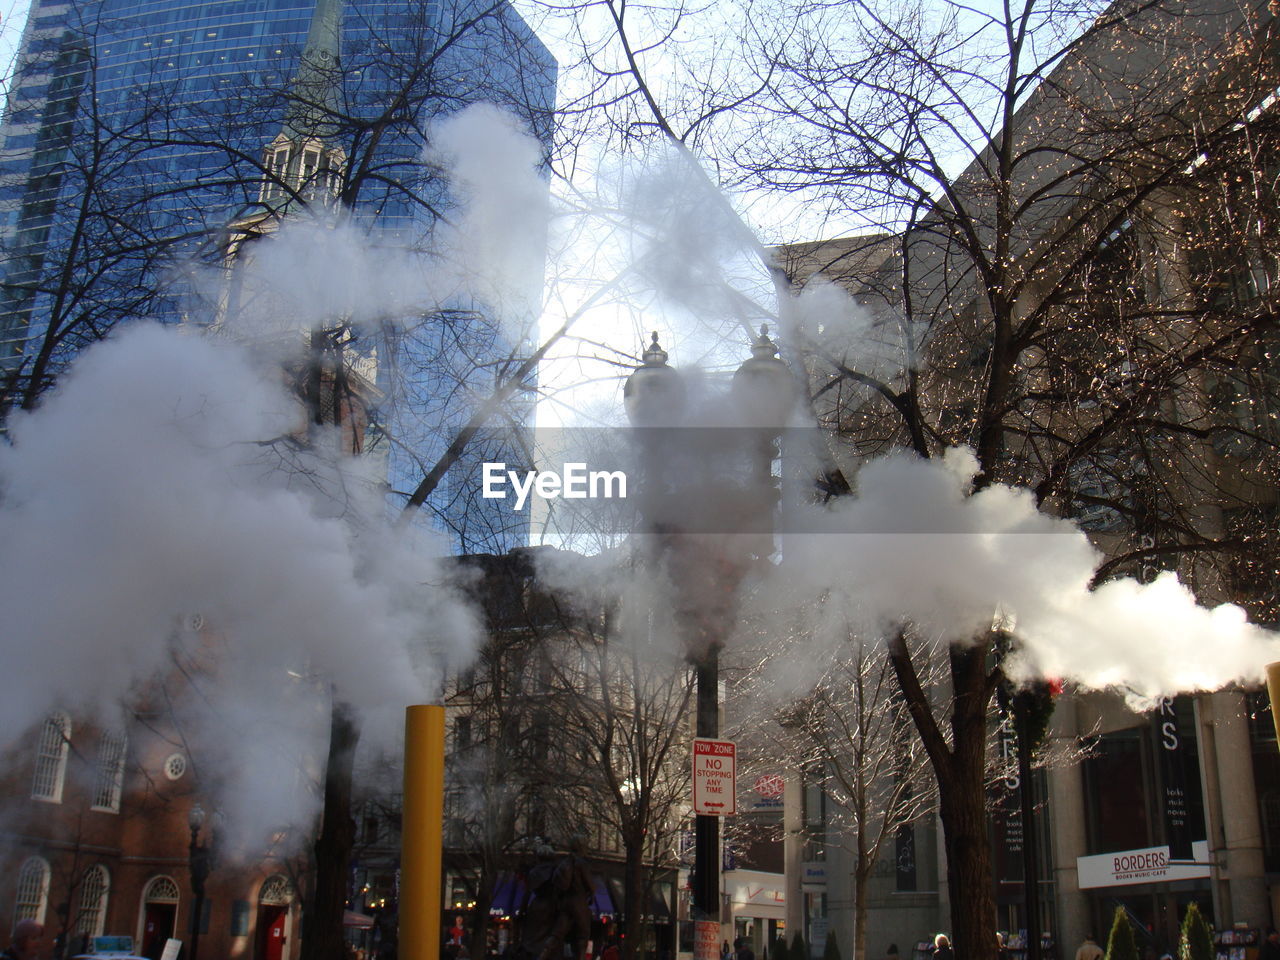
[187,803,214,960]
[625,327,791,960]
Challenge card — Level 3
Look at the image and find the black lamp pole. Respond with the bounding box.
[624,328,791,957]
[188,803,212,960]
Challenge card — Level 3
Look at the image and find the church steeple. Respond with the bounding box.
[281,0,343,143]
[258,0,346,211]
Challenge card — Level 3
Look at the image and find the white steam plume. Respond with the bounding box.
[425,103,552,330]
[216,214,452,345]
[759,447,1280,704]
[0,323,479,847]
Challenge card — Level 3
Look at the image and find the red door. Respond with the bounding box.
[142,904,176,960]
[257,905,288,960]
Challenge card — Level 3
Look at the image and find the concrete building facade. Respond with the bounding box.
[773,0,1280,953]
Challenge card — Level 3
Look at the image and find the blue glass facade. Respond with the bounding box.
[0,0,555,551]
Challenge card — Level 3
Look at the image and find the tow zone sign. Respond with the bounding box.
[693,738,736,815]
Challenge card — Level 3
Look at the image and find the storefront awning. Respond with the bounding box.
[344,911,374,929]
[490,875,527,918]
[598,878,671,922]
[592,876,615,917]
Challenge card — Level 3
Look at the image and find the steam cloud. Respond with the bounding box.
[541,142,1278,713]
[0,101,555,848]
[0,314,475,849]
[4,92,1274,855]
[756,447,1280,705]
[426,103,553,330]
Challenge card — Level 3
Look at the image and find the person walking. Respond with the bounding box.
[933,935,953,960]
[736,939,756,960]
[1076,935,1104,960]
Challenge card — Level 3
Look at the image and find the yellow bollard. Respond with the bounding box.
[1267,662,1280,747]
[402,705,446,960]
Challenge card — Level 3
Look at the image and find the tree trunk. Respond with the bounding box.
[853,864,869,960]
[622,830,645,960]
[302,699,360,960]
[888,635,998,960]
[941,645,998,960]
[937,778,998,960]
[470,870,496,960]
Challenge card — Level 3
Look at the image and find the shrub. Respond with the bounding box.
[1106,907,1139,960]
[1178,903,1213,960]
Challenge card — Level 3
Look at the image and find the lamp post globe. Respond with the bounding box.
[731,325,793,430]
[623,332,686,428]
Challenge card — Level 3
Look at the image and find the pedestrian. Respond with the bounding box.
[1262,931,1280,960]
[997,934,1011,960]
[2,921,45,960]
[933,935,953,960]
[736,939,756,960]
[1075,935,1104,960]
[723,943,733,960]
[448,918,467,949]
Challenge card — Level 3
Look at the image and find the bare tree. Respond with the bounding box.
[541,588,694,960]
[765,634,937,960]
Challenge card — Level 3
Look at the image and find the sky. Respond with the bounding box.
[0,0,27,103]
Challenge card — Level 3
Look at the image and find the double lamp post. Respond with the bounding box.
[624,326,793,956]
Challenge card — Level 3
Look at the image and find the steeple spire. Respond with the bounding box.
[281,0,343,143]
[257,0,347,211]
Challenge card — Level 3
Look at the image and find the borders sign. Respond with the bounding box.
[693,738,736,815]
[1076,841,1210,889]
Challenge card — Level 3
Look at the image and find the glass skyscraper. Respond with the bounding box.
[0,0,555,550]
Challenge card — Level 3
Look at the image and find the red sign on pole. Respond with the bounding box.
[694,921,721,960]
[693,738,736,815]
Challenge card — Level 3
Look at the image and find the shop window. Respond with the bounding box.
[230,900,250,937]
[1083,729,1151,853]
[894,825,917,891]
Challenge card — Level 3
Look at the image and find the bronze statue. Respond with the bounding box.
[516,836,594,960]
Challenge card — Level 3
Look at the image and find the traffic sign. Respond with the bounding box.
[693,738,736,815]
[695,921,720,960]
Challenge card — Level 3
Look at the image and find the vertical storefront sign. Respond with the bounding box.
[1153,697,1192,859]
[992,720,1024,892]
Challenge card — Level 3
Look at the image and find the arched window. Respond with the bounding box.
[92,731,127,812]
[258,876,293,905]
[14,857,50,924]
[144,876,180,904]
[32,712,70,802]
[77,865,110,939]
